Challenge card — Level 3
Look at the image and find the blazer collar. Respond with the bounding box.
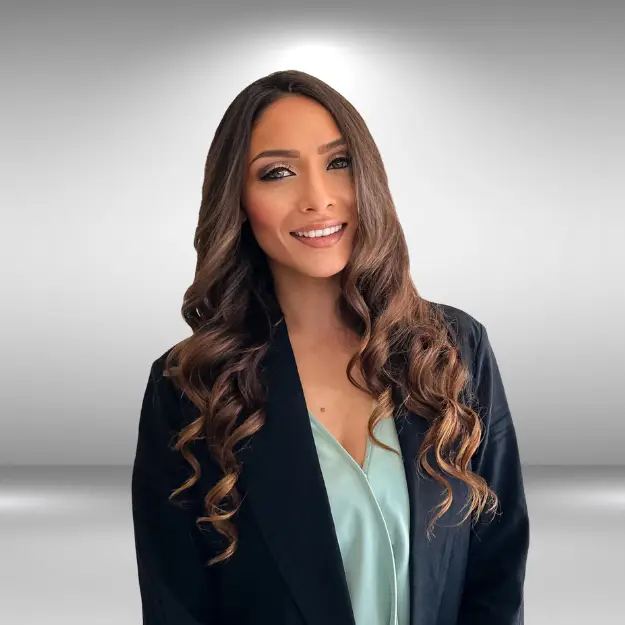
[236,313,463,625]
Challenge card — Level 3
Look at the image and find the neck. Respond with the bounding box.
[270,265,348,340]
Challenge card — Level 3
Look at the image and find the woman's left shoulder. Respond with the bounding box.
[428,300,483,365]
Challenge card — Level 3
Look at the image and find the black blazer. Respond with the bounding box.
[131,303,530,625]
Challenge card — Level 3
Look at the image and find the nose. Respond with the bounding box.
[297,166,337,212]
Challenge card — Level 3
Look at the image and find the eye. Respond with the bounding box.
[260,155,353,181]
[328,155,352,170]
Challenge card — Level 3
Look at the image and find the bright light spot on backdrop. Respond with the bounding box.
[246,34,364,98]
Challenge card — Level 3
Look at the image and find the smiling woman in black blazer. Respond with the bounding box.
[131,69,530,625]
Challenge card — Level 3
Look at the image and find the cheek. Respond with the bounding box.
[246,201,280,230]
[245,199,289,249]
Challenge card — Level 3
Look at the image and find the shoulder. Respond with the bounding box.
[431,301,518,438]
[145,346,179,403]
[141,345,225,478]
[150,345,177,377]
[427,299,484,368]
[143,345,198,429]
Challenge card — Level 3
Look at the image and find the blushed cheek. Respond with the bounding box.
[245,201,289,253]
[246,201,279,230]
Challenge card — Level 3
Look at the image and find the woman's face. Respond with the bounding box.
[241,95,357,280]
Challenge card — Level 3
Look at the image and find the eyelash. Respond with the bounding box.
[260,155,353,181]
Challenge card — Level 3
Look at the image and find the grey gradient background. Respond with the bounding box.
[0,1,623,623]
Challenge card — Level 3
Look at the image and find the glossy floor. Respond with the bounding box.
[0,465,623,624]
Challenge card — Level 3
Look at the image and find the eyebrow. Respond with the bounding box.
[249,137,346,165]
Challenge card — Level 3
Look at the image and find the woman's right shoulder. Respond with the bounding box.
[142,345,216,465]
[148,344,202,406]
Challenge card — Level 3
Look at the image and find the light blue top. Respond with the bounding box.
[308,401,411,625]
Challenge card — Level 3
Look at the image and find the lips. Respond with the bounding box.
[290,221,347,235]
[289,223,347,248]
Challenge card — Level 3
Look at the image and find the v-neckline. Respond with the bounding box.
[308,398,377,474]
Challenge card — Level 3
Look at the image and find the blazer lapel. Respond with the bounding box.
[237,313,461,625]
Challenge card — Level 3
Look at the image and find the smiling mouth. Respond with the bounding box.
[290,222,348,238]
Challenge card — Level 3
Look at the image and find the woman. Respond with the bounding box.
[131,69,530,625]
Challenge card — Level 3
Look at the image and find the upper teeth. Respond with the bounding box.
[293,224,344,238]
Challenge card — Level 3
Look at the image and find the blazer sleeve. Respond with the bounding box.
[131,360,222,624]
[456,322,530,625]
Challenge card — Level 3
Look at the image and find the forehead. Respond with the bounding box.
[249,96,340,151]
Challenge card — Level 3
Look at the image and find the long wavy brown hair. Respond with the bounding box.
[162,69,499,567]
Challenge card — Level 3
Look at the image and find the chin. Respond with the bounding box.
[268,249,351,280]
[297,261,348,279]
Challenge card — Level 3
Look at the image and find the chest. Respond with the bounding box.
[290,341,375,468]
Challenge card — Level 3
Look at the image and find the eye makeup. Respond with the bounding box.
[258,154,352,182]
